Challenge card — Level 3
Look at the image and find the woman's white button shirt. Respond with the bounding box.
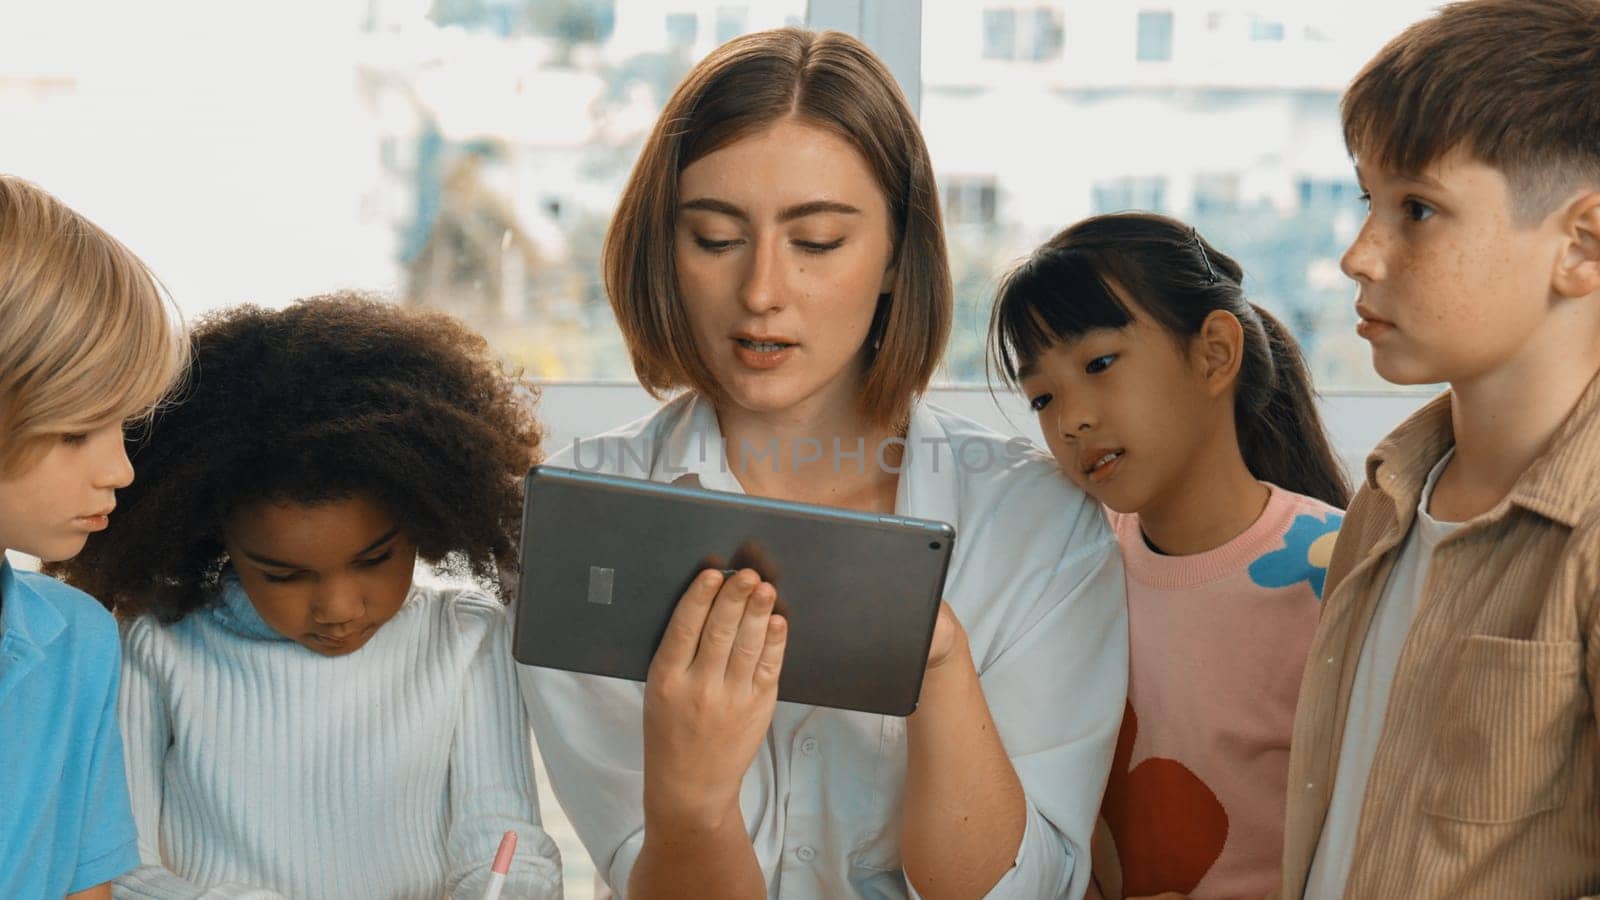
[519,394,1128,899]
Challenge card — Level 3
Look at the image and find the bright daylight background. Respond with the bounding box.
[3,0,1443,895]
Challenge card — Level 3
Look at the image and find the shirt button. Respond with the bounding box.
[1305,782,1316,791]
[800,737,818,755]
[1325,656,1336,665]
[796,845,816,862]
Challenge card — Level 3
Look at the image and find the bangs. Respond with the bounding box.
[1339,0,1600,221]
[991,249,1133,385]
[86,288,186,430]
[49,243,186,431]
[3,242,185,441]
[1340,54,1452,179]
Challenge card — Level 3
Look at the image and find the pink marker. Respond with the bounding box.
[480,830,517,900]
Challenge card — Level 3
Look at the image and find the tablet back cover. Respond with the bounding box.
[514,466,954,716]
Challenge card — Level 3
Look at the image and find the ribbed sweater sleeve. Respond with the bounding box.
[445,597,562,898]
[115,617,285,899]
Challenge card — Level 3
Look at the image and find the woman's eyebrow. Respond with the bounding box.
[680,197,747,220]
[680,197,861,223]
[776,200,861,223]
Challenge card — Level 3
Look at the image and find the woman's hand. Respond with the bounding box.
[641,568,788,831]
[924,600,966,672]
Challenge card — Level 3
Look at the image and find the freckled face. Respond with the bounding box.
[224,495,416,656]
[674,117,898,421]
[1343,148,1561,385]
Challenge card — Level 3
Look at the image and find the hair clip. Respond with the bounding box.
[1190,228,1220,284]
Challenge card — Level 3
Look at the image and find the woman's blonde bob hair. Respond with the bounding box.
[603,27,952,428]
[0,175,186,474]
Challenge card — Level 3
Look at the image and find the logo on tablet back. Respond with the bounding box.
[586,566,615,606]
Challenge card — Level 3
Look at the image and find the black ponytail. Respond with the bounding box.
[1236,303,1350,508]
[990,212,1351,509]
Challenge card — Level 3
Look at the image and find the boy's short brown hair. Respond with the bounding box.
[0,175,186,474]
[1342,0,1600,222]
[603,27,951,429]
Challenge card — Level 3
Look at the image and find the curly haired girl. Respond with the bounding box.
[52,292,561,899]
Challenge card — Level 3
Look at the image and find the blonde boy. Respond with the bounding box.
[0,175,185,898]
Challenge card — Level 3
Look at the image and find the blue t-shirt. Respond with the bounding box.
[0,558,140,895]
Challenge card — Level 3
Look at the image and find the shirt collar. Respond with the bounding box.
[0,558,66,652]
[1366,370,1600,528]
[648,394,962,528]
[1507,370,1600,526]
[897,400,962,529]
[649,393,741,492]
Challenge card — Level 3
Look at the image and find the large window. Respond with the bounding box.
[1,0,1446,397]
[920,0,1442,391]
[2,0,805,385]
[0,2,1452,894]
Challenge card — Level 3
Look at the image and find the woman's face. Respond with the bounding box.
[224,494,416,657]
[674,117,898,422]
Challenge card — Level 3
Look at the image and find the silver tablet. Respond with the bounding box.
[513,465,956,716]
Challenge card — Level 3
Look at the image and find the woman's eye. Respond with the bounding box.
[1356,191,1371,207]
[794,238,845,255]
[60,432,88,446]
[261,571,300,584]
[694,237,741,253]
[356,551,394,569]
[1085,354,1117,375]
[1028,393,1052,413]
[1402,198,1436,222]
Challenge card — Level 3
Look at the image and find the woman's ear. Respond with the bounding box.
[1552,191,1600,300]
[1193,309,1245,398]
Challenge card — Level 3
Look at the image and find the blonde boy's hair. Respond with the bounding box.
[0,175,186,474]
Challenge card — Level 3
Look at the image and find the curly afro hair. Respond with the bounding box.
[51,292,542,622]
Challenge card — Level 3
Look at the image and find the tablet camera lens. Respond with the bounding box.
[929,541,941,550]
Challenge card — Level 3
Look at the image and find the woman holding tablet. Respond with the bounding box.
[519,27,1127,900]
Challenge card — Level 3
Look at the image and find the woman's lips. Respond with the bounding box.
[732,337,797,370]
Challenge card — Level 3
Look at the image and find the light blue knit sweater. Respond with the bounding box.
[113,574,561,899]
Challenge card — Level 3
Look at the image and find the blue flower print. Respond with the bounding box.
[1249,512,1344,599]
